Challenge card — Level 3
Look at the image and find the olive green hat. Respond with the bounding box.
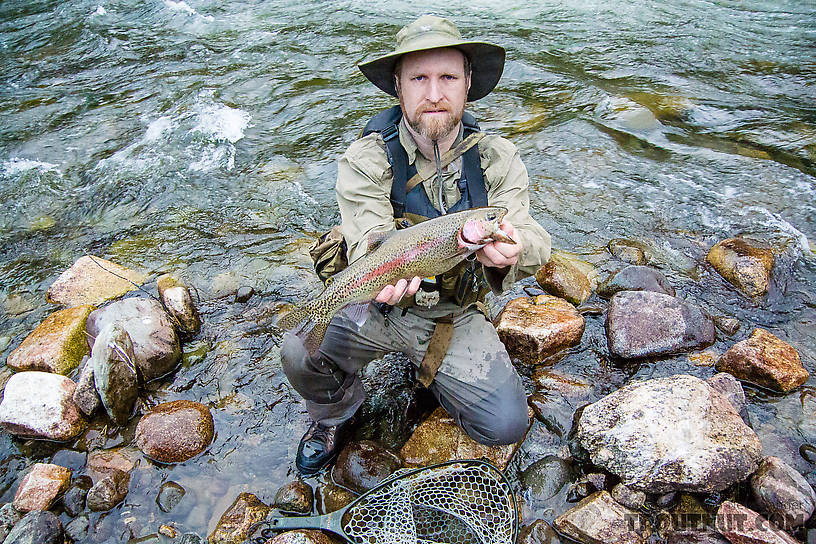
[358,15,506,102]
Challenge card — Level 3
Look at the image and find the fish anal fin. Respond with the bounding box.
[340,302,370,327]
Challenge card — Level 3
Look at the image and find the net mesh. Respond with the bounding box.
[341,461,516,544]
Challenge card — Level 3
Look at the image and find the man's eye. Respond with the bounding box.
[413,75,425,81]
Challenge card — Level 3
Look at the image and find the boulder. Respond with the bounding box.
[46,255,146,307]
[86,468,129,511]
[751,456,816,530]
[716,329,808,393]
[158,274,201,335]
[90,323,139,425]
[332,440,402,494]
[2,511,63,544]
[0,503,23,541]
[400,406,529,471]
[12,463,72,512]
[608,239,650,265]
[706,373,751,427]
[518,519,562,544]
[521,455,573,501]
[706,238,774,298]
[273,481,312,514]
[86,297,180,381]
[535,254,592,305]
[496,295,585,365]
[267,530,335,544]
[598,265,675,299]
[86,447,140,482]
[716,501,798,544]
[72,362,100,416]
[6,305,94,375]
[611,484,646,511]
[208,493,271,544]
[605,291,714,359]
[0,372,86,441]
[134,400,214,463]
[571,375,762,493]
[553,491,651,544]
[316,482,356,514]
[157,481,186,513]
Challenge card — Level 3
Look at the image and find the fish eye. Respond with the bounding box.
[486,212,496,221]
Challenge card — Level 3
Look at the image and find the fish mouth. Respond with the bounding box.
[459,220,516,247]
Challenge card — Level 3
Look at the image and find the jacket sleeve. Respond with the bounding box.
[335,134,396,264]
[480,135,552,292]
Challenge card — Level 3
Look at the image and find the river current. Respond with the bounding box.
[1,0,814,541]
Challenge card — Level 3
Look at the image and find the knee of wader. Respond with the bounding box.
[461,393,529,446]
[280,332,311,382]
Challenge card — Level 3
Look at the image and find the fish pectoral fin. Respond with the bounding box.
[366,230,394,253]
[339,302,371,328]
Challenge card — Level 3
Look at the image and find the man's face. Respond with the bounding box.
[395,48,471,141]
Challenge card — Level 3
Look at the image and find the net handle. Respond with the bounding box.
[249,509,347,541]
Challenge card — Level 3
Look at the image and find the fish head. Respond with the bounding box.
[459,206,515,249]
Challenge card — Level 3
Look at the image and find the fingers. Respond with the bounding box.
[374,277,422,305]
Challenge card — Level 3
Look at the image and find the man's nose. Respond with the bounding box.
[426,78,443,103]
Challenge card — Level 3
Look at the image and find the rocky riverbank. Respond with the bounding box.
[0,235,813,544]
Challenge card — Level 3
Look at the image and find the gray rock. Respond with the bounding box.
[0,503,23,542]
[751,456,816,530]
[554,491,651,544]
[87,468,130,511]
[73,361,100,417]
[666,530,729,543]
[3,511,63,544]
[157,481,186,513]
[62,484,88,517]
[86,297,181,381]
[161,285,201,335]
[64,515,89,542]
[801,445,816,465]
[714,316,741,336]
[518,519,562,544]
[91,323,139,426]
[332,440,402,494]
[706,372,751,427]
[598,265,675,299]
[605,291,714,359]
[521,456,573,501]
[572,375,762,493]
[611,483,646,510]
[0,371,86,441]
[274,481,313,514]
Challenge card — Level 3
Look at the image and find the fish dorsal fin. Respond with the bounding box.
[366,230,393,253]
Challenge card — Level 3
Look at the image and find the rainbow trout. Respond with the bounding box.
[279,207,514,354]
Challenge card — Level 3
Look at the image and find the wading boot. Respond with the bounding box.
[295,419,352,475]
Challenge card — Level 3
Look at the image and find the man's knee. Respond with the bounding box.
[460,388,529,446]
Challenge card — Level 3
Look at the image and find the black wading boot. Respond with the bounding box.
[295,419,352,475]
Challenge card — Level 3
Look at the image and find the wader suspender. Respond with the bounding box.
[362,106,488,387]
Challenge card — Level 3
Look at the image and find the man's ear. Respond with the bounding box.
[394,74,401,95]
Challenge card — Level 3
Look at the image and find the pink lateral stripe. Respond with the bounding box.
[350,236,447,289]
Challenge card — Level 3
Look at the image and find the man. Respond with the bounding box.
[282,15,551,475]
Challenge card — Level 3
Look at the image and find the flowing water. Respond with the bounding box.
[1,0,815,541]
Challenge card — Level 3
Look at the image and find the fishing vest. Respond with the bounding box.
[361,105,490,308]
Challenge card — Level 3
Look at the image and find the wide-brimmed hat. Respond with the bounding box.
[358,15,506,102]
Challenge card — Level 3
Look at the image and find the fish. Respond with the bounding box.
[279,206,514,355]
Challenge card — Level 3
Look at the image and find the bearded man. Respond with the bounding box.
[281,15,552,475]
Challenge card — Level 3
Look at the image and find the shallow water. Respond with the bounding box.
[1,0,814,541]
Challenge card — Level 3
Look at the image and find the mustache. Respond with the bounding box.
[416,102,452,115]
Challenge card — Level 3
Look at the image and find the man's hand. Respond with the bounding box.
[476,221,521,268]
[375,276,422,305]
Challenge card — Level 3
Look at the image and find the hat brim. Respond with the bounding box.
[358,41,506,102]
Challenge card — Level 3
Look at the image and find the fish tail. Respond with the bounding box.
[278,302,331,357]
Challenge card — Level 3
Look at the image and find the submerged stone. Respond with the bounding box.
[607,239,650,265]
[273,481,312,514]
[332,440,402,494]
[46,255,146,307]
[706,238,774,298]
[134,400,214,463]
[716,328,808,393]
[208,493,271,544]
[598,265,674,299]
[86,468,129,511]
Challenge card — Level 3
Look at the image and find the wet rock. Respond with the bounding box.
[567,479,596,503]
[400,406,530,471]
[135,400,214,463]
[751,456,816,530]
[180,534,204,544]
[0,503,23,541]
[6,305,94,375]
[657,491,679,509]
[496,295,585,365]
[707,238,774,298]
[86,297,181,381]
[716,501,798,544]
[521,455,573,501]
[273,481,312,514]
[13,463,72,512]
[316,481,356,514]
[158,275,202,335]
[157,481,186,513]
[73,361,100,416]
[3,510,63,544]
[605,291,715,359]
[86,468,129,511]
[706,372,751,427]
[64,515,89,542]
[235,286,254,303]
[716,328,809,393]
[91,323,139,425]
[666,529,730,543]
[572,374,762,493]
[801,445,816,465]
[46,255,146,307]
[598,265,674,299]
[554,490,652,544]
[332,440,402,494]
[531,369,593,400]
[62,480,90,517]
[714,316,741,336]
[0,371,86,441]
[535,253,592,305]
[518,519,562,544]
[266,529,335,544]
[608,239,650,265]
[87,447,140,481]
[208,492,271,544]
[611,483,646,510]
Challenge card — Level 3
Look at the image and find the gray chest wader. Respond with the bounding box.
[361,106,490,386]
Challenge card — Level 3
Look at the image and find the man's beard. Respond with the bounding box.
[405,101,464,141]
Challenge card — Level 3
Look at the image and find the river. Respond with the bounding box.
[1,0,814,541]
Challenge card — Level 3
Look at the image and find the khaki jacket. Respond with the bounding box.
[336,117,552,293]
